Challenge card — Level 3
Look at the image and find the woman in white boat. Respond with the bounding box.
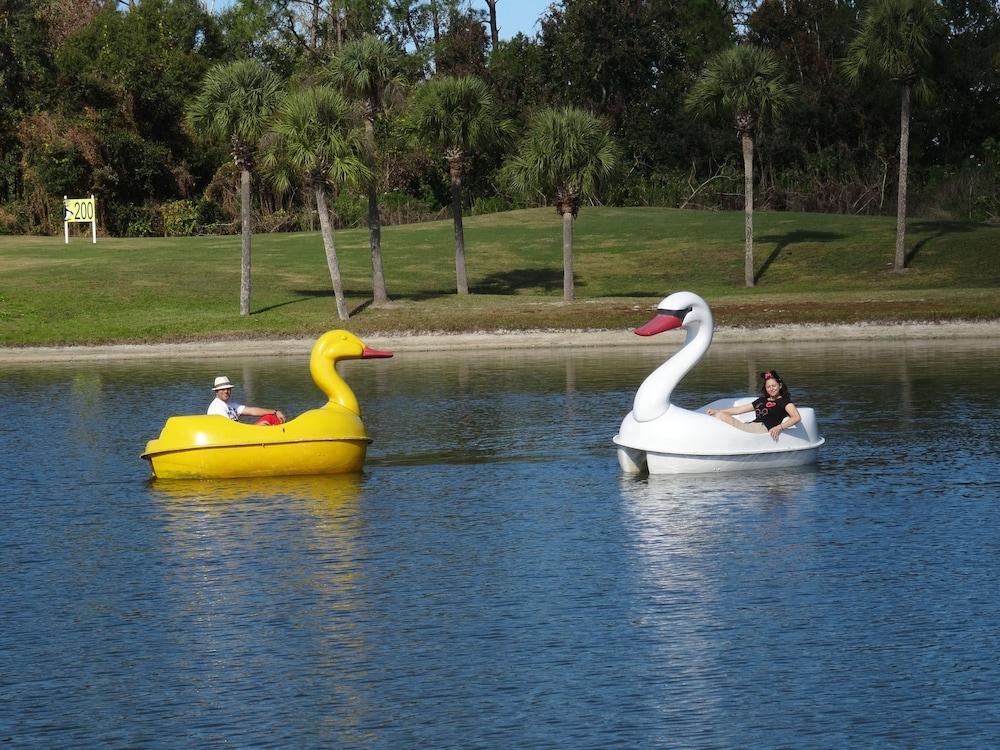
[707,370,801,441]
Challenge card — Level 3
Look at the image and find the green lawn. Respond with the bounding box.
[1,207,998,346]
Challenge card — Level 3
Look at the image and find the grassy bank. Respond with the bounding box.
[1,207,998,347]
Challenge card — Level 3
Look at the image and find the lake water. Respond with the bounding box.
[2,337,999,748]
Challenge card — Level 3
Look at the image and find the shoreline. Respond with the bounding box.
[2,320,1000,363]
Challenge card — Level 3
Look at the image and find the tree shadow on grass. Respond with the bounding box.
[906,221,974,267]
[470,267,569,295]
[252,288,376,315]
[252,267,596,314]
[253,287,452,315]
[752,229,845,284]
[613,290,687,298]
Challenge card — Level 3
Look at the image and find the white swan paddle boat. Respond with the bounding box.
[613,291,824,475]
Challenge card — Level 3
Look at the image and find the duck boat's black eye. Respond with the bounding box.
[657,306,692,318]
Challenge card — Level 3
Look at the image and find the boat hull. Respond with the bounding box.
[614,399,824,476]
[617,443,821,475]
[144,438,370,479]
[141,409,372,479]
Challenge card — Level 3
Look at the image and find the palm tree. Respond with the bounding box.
[187,60,284,316]
[842,0,942,273]
[263,86,370,321]
[686,45,797,288]
[500,107,619,302]
[411,75,512,295]
[325,35,404,307]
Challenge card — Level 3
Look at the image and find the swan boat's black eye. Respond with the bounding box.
[657,306,693,318]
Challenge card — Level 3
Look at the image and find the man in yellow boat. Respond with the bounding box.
[208,376,286,425]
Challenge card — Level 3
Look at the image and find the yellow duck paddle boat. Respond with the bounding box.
[141,330,392,479]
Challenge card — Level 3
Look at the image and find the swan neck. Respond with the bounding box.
[632,319,713,422]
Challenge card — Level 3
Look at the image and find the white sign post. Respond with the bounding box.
[64,195,97,244]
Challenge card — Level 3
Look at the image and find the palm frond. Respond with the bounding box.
[264,86,370,193]
[410,75,513,156]
[840,0,942,88]
[186,60,284,150]
[685,45,798,133]
[324,35,405,117]
[500,107,620,206]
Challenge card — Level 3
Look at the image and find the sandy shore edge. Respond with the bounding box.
[3,320,999,363]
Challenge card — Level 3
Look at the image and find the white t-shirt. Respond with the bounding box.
[208,397,245,420]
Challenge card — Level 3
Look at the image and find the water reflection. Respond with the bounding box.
[150,473,364,508]
[147,473,373,746]
[619,465,819,509]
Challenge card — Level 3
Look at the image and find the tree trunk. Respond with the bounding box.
[309,0,319,50]
[485,0,499,50]
[315,184,349,321]
[431,0,441,45]
[741,132,755,288]
[364,118,389,305]
[450,159,468,295]
[367,184,389,305]
[334,9,344,49]
[562,209,574,302]
[895,84,911,272]
[239,167,252,315]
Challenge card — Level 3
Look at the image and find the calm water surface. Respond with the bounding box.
[2,338,999,748]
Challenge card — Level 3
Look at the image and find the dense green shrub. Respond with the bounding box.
[609,169,692,208]
[32,145,88,198]
[913,139,1000,223]
[100,130,175,205]
[0,201,28,234]
[470,196,513,214]
[194,199,232,234]
[160,199,200,236]
[106,203,161,237]
[379,191,441,225]
[0,153,20,204]
[254,208,309,233]
[332,191,367,228]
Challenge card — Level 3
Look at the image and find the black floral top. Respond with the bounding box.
[753,395,789,429]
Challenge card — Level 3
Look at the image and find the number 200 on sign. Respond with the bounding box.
[65,198,95,222]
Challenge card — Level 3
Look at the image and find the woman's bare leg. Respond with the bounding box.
[711,412,767,433]
[713,412,743,428]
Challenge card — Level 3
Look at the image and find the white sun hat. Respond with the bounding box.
[212,375,235,391]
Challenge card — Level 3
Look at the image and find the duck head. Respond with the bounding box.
[310,330,393,415]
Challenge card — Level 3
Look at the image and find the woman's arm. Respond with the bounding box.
[768,403,801,440]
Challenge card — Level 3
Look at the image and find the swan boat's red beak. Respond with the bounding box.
[633,307,691,336]
[362,346,394,359]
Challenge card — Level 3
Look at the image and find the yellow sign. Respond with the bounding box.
[64,197,95,223]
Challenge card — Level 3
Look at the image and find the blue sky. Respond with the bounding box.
[205,1,554,40]
[470,0,552,39]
